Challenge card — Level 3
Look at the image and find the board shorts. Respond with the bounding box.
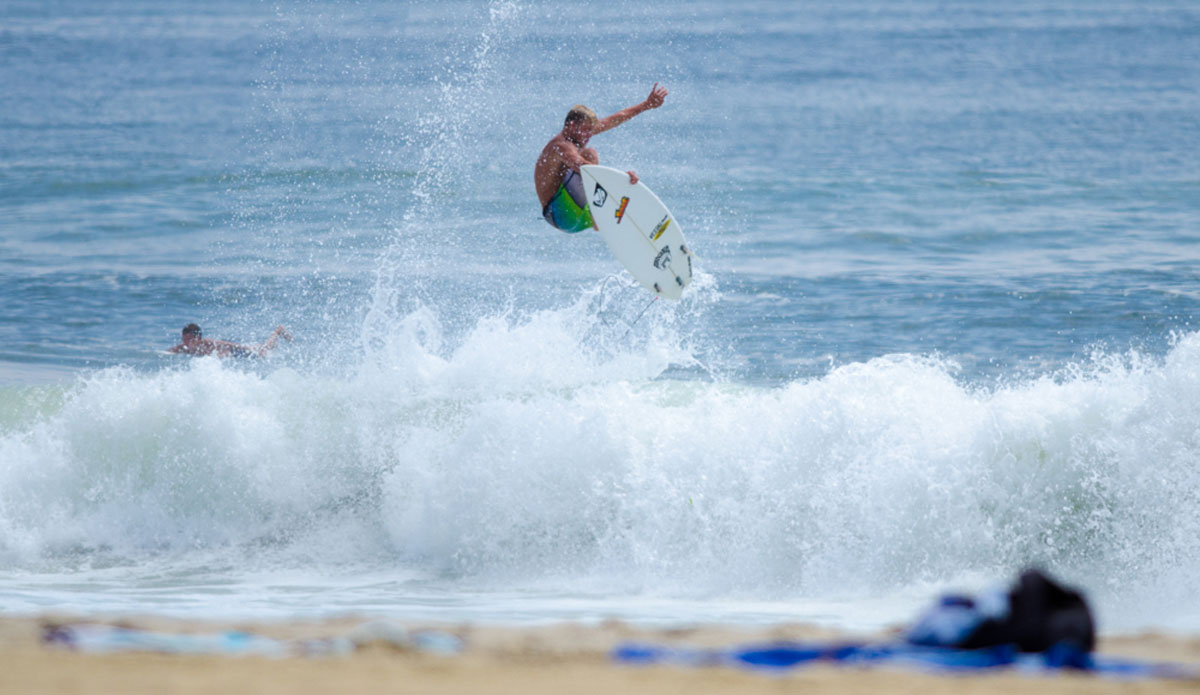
[541,169,594,233]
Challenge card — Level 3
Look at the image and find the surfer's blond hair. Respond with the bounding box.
[564,105,599,127]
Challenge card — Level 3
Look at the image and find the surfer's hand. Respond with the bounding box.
[627,170,639,185]
[645,83,667,109]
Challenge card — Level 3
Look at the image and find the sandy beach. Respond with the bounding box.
[2,616,1198,695]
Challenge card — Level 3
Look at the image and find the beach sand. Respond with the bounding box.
[2,616,1199,694]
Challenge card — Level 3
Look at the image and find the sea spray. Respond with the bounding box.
[3,311,1200,626]
[362,0,536,363]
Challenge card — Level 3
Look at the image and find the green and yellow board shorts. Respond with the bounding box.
[541,169,594,233]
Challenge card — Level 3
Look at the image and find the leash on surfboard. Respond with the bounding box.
[588,274,658,341]
[620,295,659,340]
[594,274,625,326]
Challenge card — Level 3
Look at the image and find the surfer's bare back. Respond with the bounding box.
[535,83,668,233]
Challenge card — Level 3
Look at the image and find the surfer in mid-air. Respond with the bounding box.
[535,83,668,233]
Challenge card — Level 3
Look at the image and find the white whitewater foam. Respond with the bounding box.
[2,307,1200,631]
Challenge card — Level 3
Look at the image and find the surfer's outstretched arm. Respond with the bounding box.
[595,83,668,134]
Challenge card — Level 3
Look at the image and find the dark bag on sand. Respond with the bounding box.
[907,568,1095,653]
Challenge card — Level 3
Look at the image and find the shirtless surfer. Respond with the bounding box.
[535,83,668,232]
[167,323,292,358]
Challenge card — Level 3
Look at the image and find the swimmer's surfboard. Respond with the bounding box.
[580,165,694,301]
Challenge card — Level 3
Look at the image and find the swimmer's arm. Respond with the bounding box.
[255,325,293,356]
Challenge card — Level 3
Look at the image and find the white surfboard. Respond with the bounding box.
[579,165,694,301]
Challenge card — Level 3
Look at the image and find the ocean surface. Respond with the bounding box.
[2,0,1200,633]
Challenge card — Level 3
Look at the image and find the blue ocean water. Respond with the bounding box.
[2,1,1200,632]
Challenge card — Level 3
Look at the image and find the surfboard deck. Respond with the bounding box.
[579,165,694,301]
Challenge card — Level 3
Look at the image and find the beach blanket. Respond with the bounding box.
[613,570,1193,680]
[612,641,1198,680]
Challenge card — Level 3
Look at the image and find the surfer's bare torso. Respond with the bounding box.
[534,83,668,210]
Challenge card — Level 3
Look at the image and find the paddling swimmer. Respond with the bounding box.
[535,83,668,233]
[167,323,292,358]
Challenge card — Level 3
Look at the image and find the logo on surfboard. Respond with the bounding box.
[592,184,608,208]
[650,215,670,241]
[652,245,672,270]
[614,196,630,223]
